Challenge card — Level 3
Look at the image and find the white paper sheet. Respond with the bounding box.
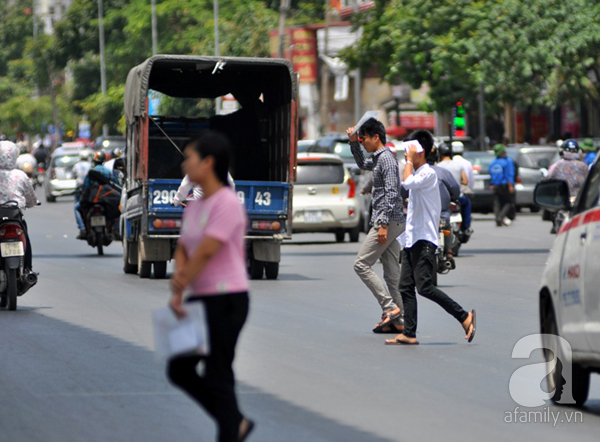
[351,110,381,135]
[398,140,424,154]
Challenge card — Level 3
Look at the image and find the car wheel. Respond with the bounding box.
[530,205,541,213]
[540,294,590,407]
[46,194,56,203]
[335,231,345,243]
[349,226,360,243]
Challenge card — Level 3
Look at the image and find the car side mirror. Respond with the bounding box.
[534,180,571,211]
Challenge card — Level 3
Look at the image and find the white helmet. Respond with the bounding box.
[451,141,465,155]
[79,149,93,162]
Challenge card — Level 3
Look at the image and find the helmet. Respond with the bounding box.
[438,142,452,157]
[451,141,464,155]
[79,149,93,162]
[92,151,106,164]
[562,139,579,153]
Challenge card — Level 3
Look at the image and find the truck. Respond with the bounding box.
[122,55,298,279]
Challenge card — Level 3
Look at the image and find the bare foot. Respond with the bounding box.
[385,334,419,345]
[238,418,255,441]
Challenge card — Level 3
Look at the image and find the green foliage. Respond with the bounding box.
[0,94,76,137]
[344,0,600,112]
[76,85,125,134]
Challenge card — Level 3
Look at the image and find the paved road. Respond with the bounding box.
[2,193,600,442]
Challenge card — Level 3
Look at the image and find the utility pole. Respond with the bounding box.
[478,82,486,150]
[278,0,290,58]
[98,0,108,137]
[320,4,331,135]
[214,0,221,114]
[353,0,361,123]
[151,0,158,55]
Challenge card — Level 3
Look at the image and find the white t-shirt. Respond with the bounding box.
[400,163,441,248]
[453,155,475,189]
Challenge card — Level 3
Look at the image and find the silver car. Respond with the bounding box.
[293,153,361,242]
[44,149,80,202]
[507,146,559,212]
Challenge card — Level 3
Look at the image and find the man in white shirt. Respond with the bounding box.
[451,141,474,235]
[385,130,476,346]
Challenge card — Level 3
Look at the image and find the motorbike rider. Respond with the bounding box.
[450,141,474,238]
[73,149,93,239]
[76,151,120,239]
[33,144,48,167]
[0,141,37,274]
[548,139,588,233]
[16,148,38,181]
[581,138,597,167]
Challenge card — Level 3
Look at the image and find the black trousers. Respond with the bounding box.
[23,219,32,270]
[167,293,249,442]
[493,185,514,224]
[400,240,468,338]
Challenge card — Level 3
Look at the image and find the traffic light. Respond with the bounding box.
[454,100,466,137]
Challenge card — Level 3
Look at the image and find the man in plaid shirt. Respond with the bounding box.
[347,118,405,334]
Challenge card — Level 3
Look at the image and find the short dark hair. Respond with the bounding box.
[407,130,434,157]
[358,118,387,145]
[187,131,232,186]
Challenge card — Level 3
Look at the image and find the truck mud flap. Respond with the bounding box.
[250,240,281,263]
[139,238,173,261]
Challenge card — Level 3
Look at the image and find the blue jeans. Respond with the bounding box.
[459,195,471,230]
[74,191,85,231]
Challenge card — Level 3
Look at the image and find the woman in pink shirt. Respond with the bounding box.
[167,132,254,442]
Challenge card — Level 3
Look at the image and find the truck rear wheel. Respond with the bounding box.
[139,261,151,278]
[265,262,279,280]
[154,261,167,279]
[248,256,264,280]
[123,241,138,274]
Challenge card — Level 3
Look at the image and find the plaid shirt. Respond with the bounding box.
[350,141,404,226]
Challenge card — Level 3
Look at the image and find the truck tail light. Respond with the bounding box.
[349,208,356,217]
[152,219,181,229]
[348,178,356,198]
[251,221,281,231]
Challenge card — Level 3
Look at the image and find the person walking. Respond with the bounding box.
[167,132,254,442]
[581,138,597,167]
[385,130,476,346]
[347,119,405,334]
[488,144,516,227]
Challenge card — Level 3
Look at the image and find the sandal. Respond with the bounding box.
[464,309,476,343]
[373,311,403,334]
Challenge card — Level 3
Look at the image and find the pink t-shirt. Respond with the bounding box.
[179,187,249,296]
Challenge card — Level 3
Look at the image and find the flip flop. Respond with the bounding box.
[239,418,255,442]
[373,313,404,334]
[465,309,476,343]
[385,335,419,345]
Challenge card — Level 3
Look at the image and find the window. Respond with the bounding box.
[52,155,79,168]
[577,161,600,213]
[296,163,345,184]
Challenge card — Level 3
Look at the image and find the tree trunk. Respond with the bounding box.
[49,73,60,150]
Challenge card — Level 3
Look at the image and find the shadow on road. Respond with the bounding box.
[0,308,399,442]
[460,248,550,255]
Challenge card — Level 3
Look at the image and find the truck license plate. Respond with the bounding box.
[1,242,24,258]
[305,210,322,224]
[91,216,106,227]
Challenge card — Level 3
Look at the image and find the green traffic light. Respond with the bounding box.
[454,116,465,129]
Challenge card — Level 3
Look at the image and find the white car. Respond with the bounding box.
[293,153,360,242]
[534,169,600,407]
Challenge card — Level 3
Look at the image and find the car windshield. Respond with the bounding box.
[463,152,495,171]
[332,142,356,159]
[517,151,558,169]
[296,163,345,184]
[52,155,79,168]
[297,140,313,153]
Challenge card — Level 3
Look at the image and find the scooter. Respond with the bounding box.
[434,219,457,286]
[84,203,115,256]
[550,196,577,235]
[0,201,38,311]
[449,201,473,256]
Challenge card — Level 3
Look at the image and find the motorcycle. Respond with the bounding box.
[84,203,116,256]
[0,201,38,311]
[449,201,472,256]
[550,196,577,235]
[434,219,457,286]
[35,162,46,188]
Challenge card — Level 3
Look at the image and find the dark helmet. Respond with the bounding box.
[438,142,452,157]
[92,150,106,164]
[562,139,579,153]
